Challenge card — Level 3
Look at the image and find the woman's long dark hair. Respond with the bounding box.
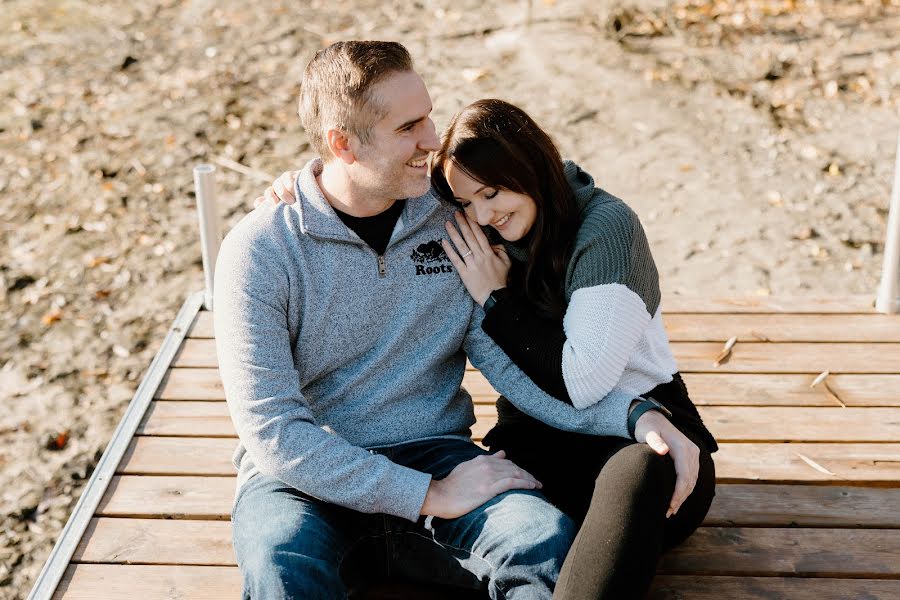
[432,99,580,320]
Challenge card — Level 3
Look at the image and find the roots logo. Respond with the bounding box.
[411,240,454,276]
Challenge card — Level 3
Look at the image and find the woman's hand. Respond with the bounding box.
[442,212,511,305]
[254,170,300,207]
[633,410,700,518]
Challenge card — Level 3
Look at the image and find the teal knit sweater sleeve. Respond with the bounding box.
[559,186,669,409]
[566,194,660,316]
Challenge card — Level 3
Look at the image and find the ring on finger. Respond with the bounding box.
[461,250,473,258]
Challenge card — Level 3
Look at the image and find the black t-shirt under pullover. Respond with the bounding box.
[334,200,406,256]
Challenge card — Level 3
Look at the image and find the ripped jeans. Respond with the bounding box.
[231,437,575,600]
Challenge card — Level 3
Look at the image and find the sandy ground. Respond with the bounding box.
[1,0,898,596]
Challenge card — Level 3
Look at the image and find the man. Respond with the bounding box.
[215,41,589,599]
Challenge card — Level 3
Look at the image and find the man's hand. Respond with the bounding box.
[254,170,299,207]
[420,451,542,519]
[633,410,700,518]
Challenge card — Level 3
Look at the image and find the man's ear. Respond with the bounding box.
[325,128,355,164]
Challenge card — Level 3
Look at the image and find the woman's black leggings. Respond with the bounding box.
[486,424,716,600]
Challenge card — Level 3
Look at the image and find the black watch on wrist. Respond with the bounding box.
[483,287,509,314]
[627,396,673,439]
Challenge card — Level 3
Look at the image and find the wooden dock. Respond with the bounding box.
[35,295,900,599]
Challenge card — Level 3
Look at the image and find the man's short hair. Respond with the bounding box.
[298,41,413,159]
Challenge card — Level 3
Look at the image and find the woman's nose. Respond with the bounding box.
[473,203,493,226]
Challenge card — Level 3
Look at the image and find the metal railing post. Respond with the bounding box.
[194,164,222,311]
[876,132,900,314]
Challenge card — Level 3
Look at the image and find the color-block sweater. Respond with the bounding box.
[488,161,679,409]
[213,159,637,523]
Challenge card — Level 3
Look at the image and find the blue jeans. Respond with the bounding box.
[231,438,576,600]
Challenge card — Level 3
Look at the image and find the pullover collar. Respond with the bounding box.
[293,158,442,245]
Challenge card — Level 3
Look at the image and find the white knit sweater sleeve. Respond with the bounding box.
[562,284,651,409]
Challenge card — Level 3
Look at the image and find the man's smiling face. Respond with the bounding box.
[351,70,440,201]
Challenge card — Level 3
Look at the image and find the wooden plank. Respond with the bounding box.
[96,476,234,520]
[649,576,900,600]
[673,342,900,374]
[139,401,235,437]
[663,296,875,314]
[477,409,900,446]
[195,299,881,342]
[95,478,900,528]
[444,406,900,444]
[659,527,900,577]
[681,373,900,407]
[72,519,900,578]
[706,485,900,528]
[714,443,900,484]
[73,518,235,566]
[663,313,900,343]
[188,299,900,342]
[119,437,237,475]
[472,418,495,443]
[138,401,496,438]
[173,338,900,373]
[51,566,900,600]
[53,564,241,600]
[699,407,900,442]
[53,564,483,600]
[154,368,900,407]
[52,565,900,600]
[155,368,224,400]
[138,403,486,447]
[155,367,499,403]
[462,372,500,397]
[477,406,900,444]
[121,437,900,483]
[172,339,218,368]
[188,311,214,338]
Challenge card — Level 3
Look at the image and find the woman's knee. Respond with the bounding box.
[599,443,677,497]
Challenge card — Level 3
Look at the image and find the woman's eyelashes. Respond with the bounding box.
[457,189,497,209]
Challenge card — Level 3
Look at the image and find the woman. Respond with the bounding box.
[429,99,717,600]
[260,99,717,599]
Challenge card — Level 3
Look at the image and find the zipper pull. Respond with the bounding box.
[377,255,386,277]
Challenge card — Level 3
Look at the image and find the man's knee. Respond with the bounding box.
[486,491,576,560]
[243,544,341,579]
[232,478,350,598]
[240,546,344,600]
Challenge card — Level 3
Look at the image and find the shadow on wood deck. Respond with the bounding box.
[34,296,900,599]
